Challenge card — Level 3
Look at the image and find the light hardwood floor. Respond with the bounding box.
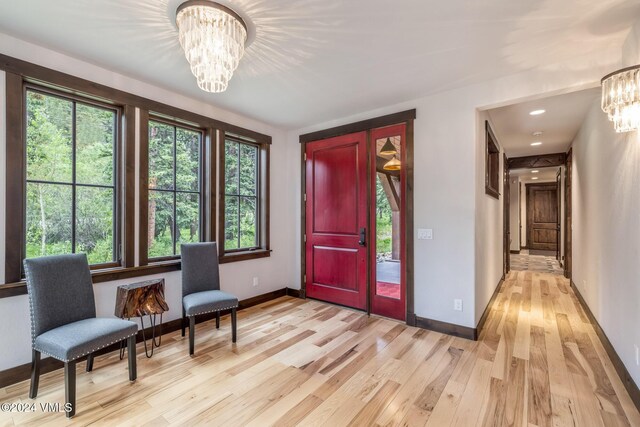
[1,270,639,426]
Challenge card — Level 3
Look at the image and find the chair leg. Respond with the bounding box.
[29,350,40,399]
[189,316,195,355]
[127,336,137,381]
[231,308,237,343]
[64,361,76,418]
[86,353,94,372]
[181,307,186,337]
[216,311,220,329]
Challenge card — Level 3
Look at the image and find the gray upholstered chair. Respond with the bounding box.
[181,242,238,355]
[24,254,138,418]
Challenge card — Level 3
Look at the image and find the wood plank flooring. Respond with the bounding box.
[0,270,639,426]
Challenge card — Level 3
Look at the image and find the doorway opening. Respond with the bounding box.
[485,88,598,279]
[509,166,565,274]
[300,111,415,323]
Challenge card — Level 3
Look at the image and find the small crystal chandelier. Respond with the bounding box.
[176,1,248,93]
[601,64,640,133]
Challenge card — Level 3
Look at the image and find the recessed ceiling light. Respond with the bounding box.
[531,142,543,146]
[531,177,539,180]
[531,170,539,173]
[530,109,546,116]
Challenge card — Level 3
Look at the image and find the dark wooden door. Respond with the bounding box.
[526,183,558,251]
[305,132,368,310]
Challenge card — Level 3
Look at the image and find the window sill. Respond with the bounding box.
[0,261,182,299]
[219,249,271,264]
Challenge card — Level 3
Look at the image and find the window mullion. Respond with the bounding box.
[237,142,241,250]
[173,125,178,256]
[71,101,77,254]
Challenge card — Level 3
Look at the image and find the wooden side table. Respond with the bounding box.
[115,278,169,358]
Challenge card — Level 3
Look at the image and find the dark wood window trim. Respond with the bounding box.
[0,53,271,143]
[142,114,206,263]
[1,53,272,297]
[0,262,182,299]
[485,121,500,199]
[5,72,25,284]
[4,76,126,282]
[218,131,271,264]
[122,105,136,268]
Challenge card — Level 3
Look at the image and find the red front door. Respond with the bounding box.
[305,132,368,310]
[370,125,406,321]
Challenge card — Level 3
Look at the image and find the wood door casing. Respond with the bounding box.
[503,154,510,277]
[556,169,561,261]
[305,132,368,310]
[526,183,559,251]
[565,149,572,278]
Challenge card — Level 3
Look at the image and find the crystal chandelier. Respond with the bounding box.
[601,65,640,133]
[176,1,247,93]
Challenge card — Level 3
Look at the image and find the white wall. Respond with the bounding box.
[0,35,299,370]
[571,100,640,387]
[509,175,520,251]
[474,111,504,323]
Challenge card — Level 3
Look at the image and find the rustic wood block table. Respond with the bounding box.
[115,278,169,358]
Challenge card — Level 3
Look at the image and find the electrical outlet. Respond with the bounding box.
[635,345,639,366]
[252,277,259,287]
[453,299,463,311]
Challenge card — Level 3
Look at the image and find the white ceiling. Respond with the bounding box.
[0,0,637,129]
[488,88,601,157]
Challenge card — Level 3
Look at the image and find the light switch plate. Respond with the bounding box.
[454,299,463,311]
[418,229,433,240]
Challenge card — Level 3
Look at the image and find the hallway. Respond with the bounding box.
[478,269,640,426]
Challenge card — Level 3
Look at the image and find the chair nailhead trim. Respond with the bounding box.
[34,332,137,363]
[187,304,239,317]
[24,264,37,347]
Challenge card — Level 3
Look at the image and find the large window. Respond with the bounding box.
[25,88,119,266]
[224,138,259,250]
[2,58,273,290]
[147,119,202,259]
[220,134,270,262]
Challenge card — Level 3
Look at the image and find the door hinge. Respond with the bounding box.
[304,234,307,242]
[304,193,307,202]
[303,274,307,283]
[304,153,307,161]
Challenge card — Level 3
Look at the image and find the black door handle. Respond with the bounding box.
[358,227,366,246]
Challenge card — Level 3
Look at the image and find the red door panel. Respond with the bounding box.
[306,132,368,310]
[370,124,406,321]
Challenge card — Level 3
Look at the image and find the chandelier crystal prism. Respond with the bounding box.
[176,1,248,93]
[601,64,640,133]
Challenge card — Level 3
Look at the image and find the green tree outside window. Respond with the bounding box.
[25,90,117,265]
